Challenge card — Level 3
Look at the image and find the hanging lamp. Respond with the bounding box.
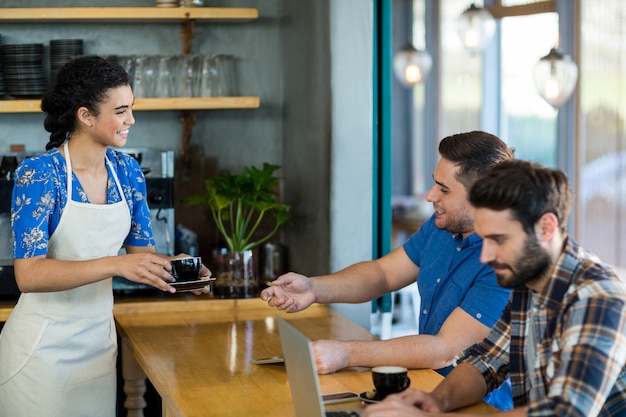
[532,47,578,108]
[393,43,433,87]
[456,3,496,52]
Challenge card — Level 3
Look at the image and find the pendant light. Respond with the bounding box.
[533,47,578,108]
[456,3,496,52]
[393,43,433,87]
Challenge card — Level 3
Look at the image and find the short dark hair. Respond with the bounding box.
[469,159,573,235]
[438,130,515,191]
[41,55,130,150]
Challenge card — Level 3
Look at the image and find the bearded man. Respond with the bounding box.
[362,159,626,417]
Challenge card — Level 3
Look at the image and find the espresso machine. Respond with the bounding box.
[113,147,176,294]
[138,147,176,256]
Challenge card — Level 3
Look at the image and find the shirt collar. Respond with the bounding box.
[532,237,577,311]
[452,231,483,249]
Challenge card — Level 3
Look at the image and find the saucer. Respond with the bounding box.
[359,391,380,404]
[170,276,215,292]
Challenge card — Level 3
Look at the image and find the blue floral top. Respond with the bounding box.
[11,147,155,259]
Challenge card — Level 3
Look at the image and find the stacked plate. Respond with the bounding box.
[0,35,5,97]
[50,39,84,87]
[1,43,47,98]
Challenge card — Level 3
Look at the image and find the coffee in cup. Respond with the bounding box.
[170,256,202,282]
[371,366,411,400]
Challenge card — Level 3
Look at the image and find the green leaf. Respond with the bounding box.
[183,163,297,252]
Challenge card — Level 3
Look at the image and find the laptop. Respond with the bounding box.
[277,316,363,417]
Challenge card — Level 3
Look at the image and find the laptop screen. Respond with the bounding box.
[277,317,362,417]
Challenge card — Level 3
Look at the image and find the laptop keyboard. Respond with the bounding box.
[326,412,361,417]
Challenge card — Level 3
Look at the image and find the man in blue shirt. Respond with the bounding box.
[362,160,626,417]
[261,131,514,409]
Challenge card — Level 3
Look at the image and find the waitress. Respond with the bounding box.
[0,56,210,417]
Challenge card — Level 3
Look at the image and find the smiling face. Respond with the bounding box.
[425,158,475,237]
[474,207,552,289]
[88,85,135,148]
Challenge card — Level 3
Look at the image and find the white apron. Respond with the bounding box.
[0,144,131,417]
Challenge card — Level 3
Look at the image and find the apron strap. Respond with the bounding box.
[63,143,73,201]
[63,144,127,204]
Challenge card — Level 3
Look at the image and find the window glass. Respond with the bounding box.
[440,0,482,138]
[500,12,558,166]
[409,0,482,196]
[410,0,428,196]
[404,0,625,274]
[578,0,626,273]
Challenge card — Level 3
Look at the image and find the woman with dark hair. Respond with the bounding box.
[0,56,210,416]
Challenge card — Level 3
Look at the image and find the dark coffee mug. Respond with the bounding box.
[372,366,411,400]
[171,256,202,282]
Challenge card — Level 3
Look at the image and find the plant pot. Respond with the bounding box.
[211,248,258,299]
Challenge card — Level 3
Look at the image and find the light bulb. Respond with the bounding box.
[533,48,578,108]
[456,3,496,52]
[404,64,423,84]
[393,45,432,88]
[543,76,561,100]
[463,28,480,50]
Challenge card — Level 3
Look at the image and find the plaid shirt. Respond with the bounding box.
[458,237,626,417]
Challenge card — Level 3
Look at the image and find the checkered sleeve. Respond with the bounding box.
[457,300,512,392]
[527,278,626,417]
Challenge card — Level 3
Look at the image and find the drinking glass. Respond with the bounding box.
[181,54,203,97]
[200,54,217,97]
[142,55,159,98]
[201,55,235,97]
[117,55,136,88]
[167,55,183,97]
[156,55,177,97]
[214,54,237,96]
[133,55,146,98]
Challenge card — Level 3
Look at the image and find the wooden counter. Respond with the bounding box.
[2,296,495,416]
[0,292,202,322]
[0,299,16,322]
[115,298,496,417]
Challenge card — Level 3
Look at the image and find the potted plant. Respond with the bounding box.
[185,162,294,298]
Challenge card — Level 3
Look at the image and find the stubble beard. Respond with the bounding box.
[434,209,474,236]
[491,235,552,289]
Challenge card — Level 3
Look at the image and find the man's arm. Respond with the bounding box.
[428,362,490,411]
[361,368,528,417]
[312,246,420,304]
[262,246,420,312]
[313,307,490,373]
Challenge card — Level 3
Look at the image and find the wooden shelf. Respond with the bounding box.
[0,7,259,23]
[0,7,261,162]
[0,97,260,113]
[136,96,260,110]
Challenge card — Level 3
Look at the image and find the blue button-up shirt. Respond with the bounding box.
[403,215,510,336]
[403,214,513,410]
